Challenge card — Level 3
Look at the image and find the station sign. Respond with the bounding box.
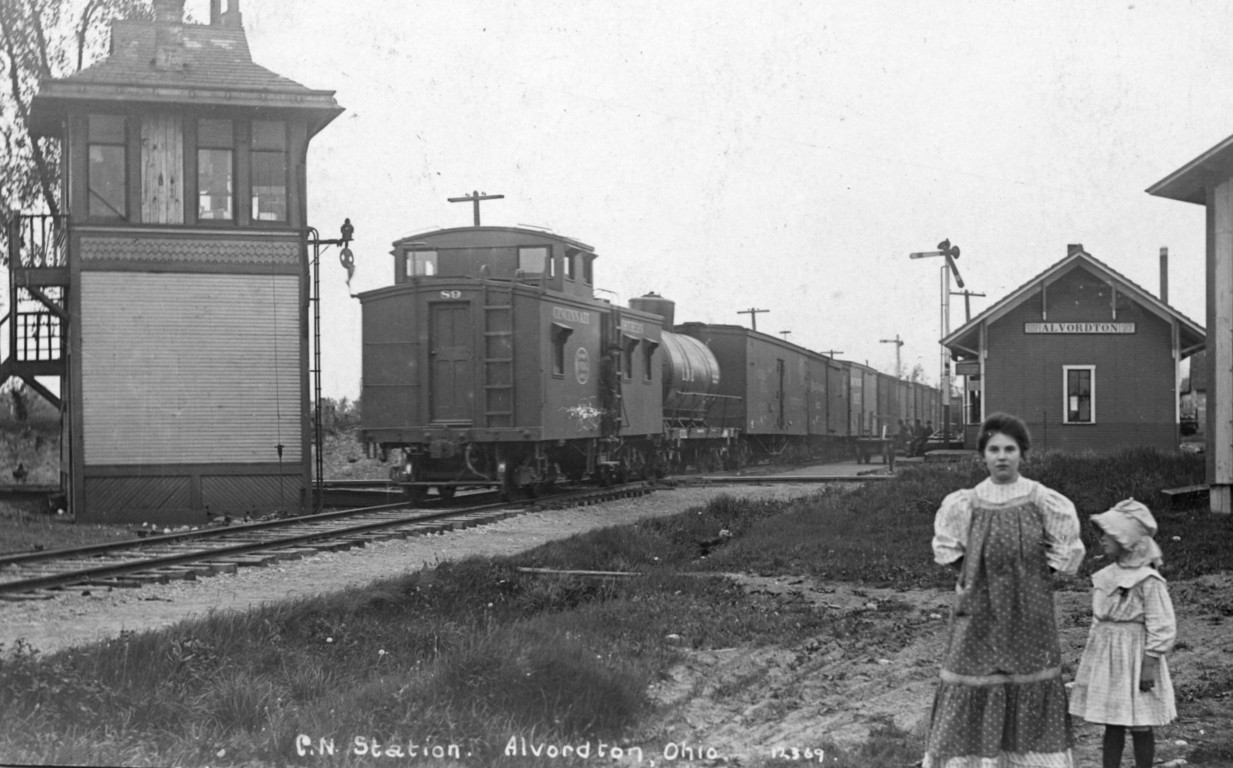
[1024,322,1135,334]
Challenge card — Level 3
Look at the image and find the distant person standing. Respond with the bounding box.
[923,412,1085,768]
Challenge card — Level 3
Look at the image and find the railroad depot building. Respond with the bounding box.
[20,0,342,522]
[942,245,1204,453]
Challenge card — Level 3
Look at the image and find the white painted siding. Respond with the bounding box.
[81,272,302,464]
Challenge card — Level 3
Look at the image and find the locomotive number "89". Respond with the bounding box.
[439,290,463,299]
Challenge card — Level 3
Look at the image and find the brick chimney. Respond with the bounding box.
[210,0,222,25]
[1067,243,1084,256]
[220,0,244,28]
[152,0,185,23]
[152,0,187,71]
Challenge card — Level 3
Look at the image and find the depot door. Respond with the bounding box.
[430,303,473,422]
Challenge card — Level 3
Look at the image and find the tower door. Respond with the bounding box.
[430,303,473,422]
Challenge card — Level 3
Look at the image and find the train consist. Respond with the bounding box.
[358,225,942,499]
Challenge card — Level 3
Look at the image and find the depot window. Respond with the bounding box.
[406,250,438,277]
[197,118,234,221]
[1063,365,1095,424]
[250,120,287,222]
[88,114,127,220]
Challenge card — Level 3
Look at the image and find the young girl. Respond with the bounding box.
[1070,498,1177,768]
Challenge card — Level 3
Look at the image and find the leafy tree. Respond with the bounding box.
[908,362,929,385]
[0,0,152,258]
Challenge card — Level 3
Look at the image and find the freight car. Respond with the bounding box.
[358,226,666,500]
[358,224,942,499]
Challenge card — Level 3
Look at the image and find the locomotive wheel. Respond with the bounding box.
[436,486,456,500]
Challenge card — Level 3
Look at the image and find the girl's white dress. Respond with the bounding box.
[1068,564,1177,726]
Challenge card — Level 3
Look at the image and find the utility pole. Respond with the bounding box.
[737,307,768,332]
[880,334,904,378]
[820,349,845,358]
[909,239,965,449]
[952,289,986,322]
[447,190,504,226]
[779,330,792,340]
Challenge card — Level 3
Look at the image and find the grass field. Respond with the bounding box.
[1,448,1230,767]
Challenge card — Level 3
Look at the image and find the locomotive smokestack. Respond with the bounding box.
[1160,247,1169,304]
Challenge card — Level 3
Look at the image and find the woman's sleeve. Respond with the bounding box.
[1141,577,1177,657]
[1039,486,1085,575]
[932,490,971,565]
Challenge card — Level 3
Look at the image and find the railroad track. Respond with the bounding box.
[0,482,655,601]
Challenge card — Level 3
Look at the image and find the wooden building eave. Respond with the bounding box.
[30,82,343,138]
[1147,131,1233,205]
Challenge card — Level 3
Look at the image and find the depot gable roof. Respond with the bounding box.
[942,248,1204,358]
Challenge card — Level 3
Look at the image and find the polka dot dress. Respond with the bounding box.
[924,485,1075,768]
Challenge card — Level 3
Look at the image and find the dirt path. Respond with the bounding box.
[646,572,1233,766]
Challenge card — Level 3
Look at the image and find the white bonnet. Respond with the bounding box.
[1090,498,1163,568]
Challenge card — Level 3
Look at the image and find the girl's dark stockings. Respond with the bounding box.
[1102,726,1124,768]
[1132,728,1155,768]
[1102,726,1155,768]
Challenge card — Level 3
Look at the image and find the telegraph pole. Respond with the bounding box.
[909,239,965,449]
[779,330,792,340]
[448,190,504,226]
[880,334,904,379]
[952,289,986,322]
[737,307,768,332]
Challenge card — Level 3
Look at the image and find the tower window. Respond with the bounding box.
[197,119,233,220]
[250,121,287,221]
[88,114,127,220]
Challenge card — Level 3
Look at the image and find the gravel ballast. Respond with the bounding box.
[0,484,820,657]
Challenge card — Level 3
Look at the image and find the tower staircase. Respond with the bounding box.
[2,214,69,410]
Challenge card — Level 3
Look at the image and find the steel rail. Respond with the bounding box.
[0,499,423,567]
[0,483,653,597]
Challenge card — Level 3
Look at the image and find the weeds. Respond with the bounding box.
[0,449,1226,766]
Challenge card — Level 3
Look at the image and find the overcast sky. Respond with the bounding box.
[191,0,1229,399]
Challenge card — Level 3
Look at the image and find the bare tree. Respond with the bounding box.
[0,0,152,257]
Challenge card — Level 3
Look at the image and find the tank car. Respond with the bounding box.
[358,226,664,499]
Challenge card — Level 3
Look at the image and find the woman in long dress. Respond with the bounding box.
[923,413,1085,768]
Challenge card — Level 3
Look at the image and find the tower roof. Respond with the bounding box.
[30,5,341,137]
